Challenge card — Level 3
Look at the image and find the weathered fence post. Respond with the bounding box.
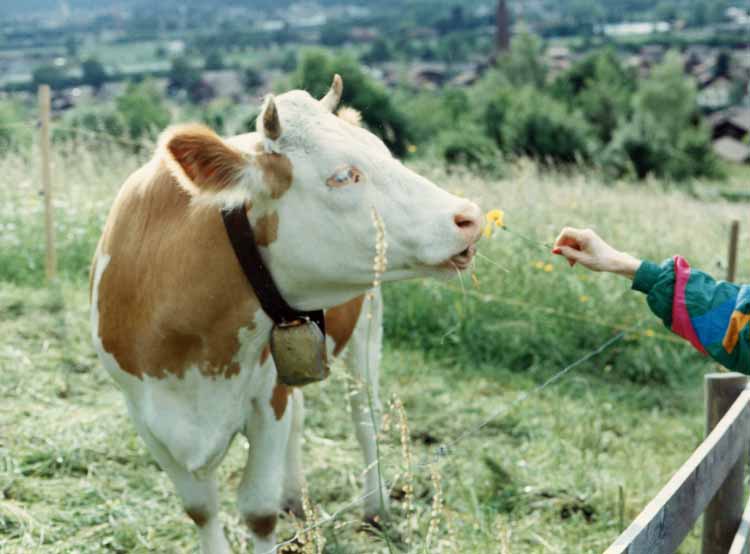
[39,84,56,283]
[702,372,748,554]
[727,220,740,283]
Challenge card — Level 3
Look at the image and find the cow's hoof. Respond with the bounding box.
[362,513,385,532]
[281,498,305,520]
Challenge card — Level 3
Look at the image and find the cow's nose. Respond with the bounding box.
[453,202,482,242]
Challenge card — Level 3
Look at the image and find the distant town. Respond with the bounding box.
[3,0,750,165]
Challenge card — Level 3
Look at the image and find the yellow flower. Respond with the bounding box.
[579,295,590,303]
[534,261,545,269]
[486,209,505,228]
[544,263,554,273]
[407,144,417,153]
[471,273,480,288]
[483,222,493,239]
[644,329,655,338]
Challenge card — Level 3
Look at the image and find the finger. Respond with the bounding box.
[553,227,587,249]
[558,245,588,268]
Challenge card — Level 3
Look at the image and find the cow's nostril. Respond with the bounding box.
[454,214,476,229]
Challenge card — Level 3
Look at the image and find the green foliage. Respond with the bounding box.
[80,58,108,91]
[168,56,204,101]
[293,50,412,156]
[115,81,171,141]
[242,66,263,90]
[494,29,548,89]
[601,52,722,181]
[434,125,502,173]
[54,108,126,144]
[483,85,592,164]
[32,64,68,90]
[0,101,32,153]
[361,38,392,65]
[553,49,636,144]
[204,50,225,70]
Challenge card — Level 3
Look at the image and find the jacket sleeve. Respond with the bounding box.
[632,256,750,372]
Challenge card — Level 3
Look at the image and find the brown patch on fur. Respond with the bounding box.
[325,295,366,357]
[186,507,208,527]
[254,143,293,199]
[254,211,279,247]
[270,382,291,420]
[165,124,247,192]
[94,159,259,380]
[260,344,271,365]
[246,513,278,537]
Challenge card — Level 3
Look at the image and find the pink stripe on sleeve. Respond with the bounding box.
[671,256,708,355]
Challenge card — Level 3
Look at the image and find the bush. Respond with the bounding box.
[115,81,171,141]
[602,51,723,182]
[484,86,592,164]
[434,125,502,173]
[0,101,32,154]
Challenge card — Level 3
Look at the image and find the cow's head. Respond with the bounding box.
[162,75,482,309]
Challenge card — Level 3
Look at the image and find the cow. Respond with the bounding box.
[90,75,482,554]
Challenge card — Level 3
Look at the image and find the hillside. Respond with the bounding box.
[1,141,746,552]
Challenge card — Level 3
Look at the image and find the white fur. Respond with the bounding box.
[93,83,480,554]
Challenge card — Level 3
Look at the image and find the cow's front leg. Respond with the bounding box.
[239,383,293,554]
[282,388,305,518]
[129,413,231,554]
[345,290,389,524]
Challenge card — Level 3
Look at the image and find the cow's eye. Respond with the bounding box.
[327,166,363,188]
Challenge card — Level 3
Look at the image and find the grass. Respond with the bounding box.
[1,144,747,553]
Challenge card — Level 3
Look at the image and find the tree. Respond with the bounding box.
[553,49,636,144]
[65,35,79,58]
[81,58,108,91]
[204,51,225,71]
[32,64,67,90]
[602,51,722,181]
[495,29,547,88]
[115,81,171,141]
[168,57,202,93]
[242,67,263,90]
[361,38,392,65]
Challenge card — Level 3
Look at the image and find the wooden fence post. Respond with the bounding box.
[727,220,740,283]
[702,372,748,554]
[39,84,56,283]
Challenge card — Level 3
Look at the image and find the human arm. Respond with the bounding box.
[552,227,750,372]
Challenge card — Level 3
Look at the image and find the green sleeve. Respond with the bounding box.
[631,258,750,373]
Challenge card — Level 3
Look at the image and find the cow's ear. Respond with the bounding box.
[162,124,251,200]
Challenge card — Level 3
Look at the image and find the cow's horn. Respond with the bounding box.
[320,74,343,112]
[262,95,282,140]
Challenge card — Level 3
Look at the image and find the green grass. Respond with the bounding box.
[1,147,745,553]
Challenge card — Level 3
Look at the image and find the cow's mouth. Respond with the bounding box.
[443,244,476,271]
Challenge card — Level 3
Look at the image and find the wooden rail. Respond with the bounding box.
[603,374,750,554]
[729,497,750,554]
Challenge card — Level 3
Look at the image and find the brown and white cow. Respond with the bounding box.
[90,76,481,554]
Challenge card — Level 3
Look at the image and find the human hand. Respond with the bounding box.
[552,227,641,279]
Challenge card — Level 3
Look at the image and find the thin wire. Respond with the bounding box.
[256,319,646,553]
[432,280,684,345]
[419,318,646,467]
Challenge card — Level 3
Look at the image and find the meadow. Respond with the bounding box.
[2,139,750,553]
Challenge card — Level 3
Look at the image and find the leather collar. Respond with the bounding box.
[221,205,326,334]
